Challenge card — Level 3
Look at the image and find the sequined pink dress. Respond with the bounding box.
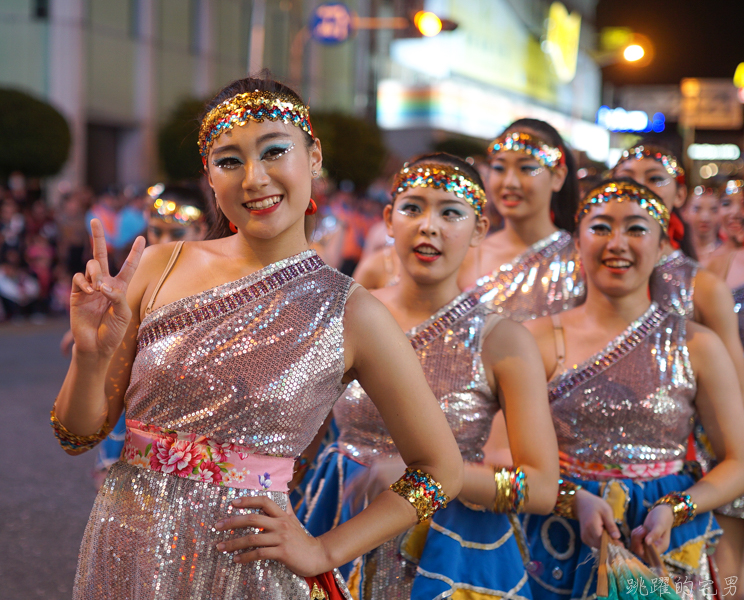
[73,251,353,599]
[471,230,585,322]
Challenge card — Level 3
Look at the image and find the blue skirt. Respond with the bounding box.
[94,413,127,470]
[522,472,721,600]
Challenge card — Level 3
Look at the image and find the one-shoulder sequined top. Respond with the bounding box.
[335,293,498,465]
[650,250,698,318]
[549,304,696,466]
[74,251,353,600]
[471,230,585,322]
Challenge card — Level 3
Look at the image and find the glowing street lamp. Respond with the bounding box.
[623,44,645,62]
[413,11,443,37]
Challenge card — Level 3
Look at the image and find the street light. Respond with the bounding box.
[413,11,442,37]
[623,44,645,63]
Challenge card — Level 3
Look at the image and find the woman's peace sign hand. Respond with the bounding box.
[70,219,145,358]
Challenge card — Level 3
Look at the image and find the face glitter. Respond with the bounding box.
[198,91,313,166]
[391,163,487,218]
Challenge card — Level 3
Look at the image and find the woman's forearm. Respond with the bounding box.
[54,347,112,436]
[458,463,557,515]
[686,458,744,514]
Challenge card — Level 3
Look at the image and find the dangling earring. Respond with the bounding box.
[229,222,238,233]
[305,199,318,215]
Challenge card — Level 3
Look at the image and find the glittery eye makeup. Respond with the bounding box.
[212,156,242,169]
[261,142,295,161]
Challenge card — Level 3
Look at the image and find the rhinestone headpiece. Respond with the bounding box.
[614,144,685,184]
[391,163,487,217]
[198,91,313,165]
[577,180,670,234]
[488,132,564,169]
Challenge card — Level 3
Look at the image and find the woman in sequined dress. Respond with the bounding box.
[521,179,744,600]
[612,141,744,383]
[458,118,585,320]
[707,180,744,591]
[50,77,464,600]
[298,153,559,600]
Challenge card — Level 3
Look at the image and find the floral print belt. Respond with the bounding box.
[559,451,684,482]
[123,420,295,491]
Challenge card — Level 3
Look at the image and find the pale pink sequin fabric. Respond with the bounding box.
[74,250,352,599]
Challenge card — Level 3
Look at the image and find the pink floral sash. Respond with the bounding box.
[123,420,295,491]
[559,452,684,482]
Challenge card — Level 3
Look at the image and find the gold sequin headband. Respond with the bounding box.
[198,91,313,165]
[577,180,669,234]
[391,163,487,217]
[488,132,564,170]
[150,198,204,225]
[614,144,686,184]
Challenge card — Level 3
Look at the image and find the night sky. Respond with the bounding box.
[596,0,744,86]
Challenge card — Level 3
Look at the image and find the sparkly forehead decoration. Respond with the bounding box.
[577,180,670,234]
[391,163,487,217]
[198,90,313,165]
[487,132,564,169]
[614,144,685,183]
[150,198,204,225]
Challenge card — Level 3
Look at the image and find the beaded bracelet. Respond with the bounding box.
[554,478,582,519]
[50,406,113,455]
[390,467,450,523]
[492,466,529,513]
[651,492,697,527]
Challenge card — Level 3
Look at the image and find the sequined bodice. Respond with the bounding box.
[549,305,696,466]
[472,230,585,322]
[125,251,351,457]
[335,294,498,465]
[734,285,744,345]
[650,251,698,318]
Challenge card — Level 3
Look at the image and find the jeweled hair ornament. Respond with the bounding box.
[150,197,204,225]
[487,131,564,170]
[577,180,670,234]
[614,144,686,184]
[391,163,487,218]
[198,90,313,165]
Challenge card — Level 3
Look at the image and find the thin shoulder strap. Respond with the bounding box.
[145,241,184,315]
[550,313,566,379]
[348,282,363,298]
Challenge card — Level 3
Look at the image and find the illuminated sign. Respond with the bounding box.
[687,144,741,161]
[596,106,665,132]
[544,2,582,83]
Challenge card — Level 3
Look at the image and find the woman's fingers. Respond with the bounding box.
[214,512,273,532]
[599,506,621,539]
[90,219,110,277]
[231,495,286,517]
[72,272,94,294]
[217,533,280,554]
[117,236,146,285]
[85,259,103,291]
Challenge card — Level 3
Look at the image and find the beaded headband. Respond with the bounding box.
[577,181,670,234]
[614,144,686,184]
[487,132,564,169]
[150,198,204,225]
[391,163,487,217]
[198,91,313,165]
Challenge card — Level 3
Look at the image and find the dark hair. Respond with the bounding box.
[503,118,579,233]
[155,184,208,213]
[616,138,697,260]
[393,152,486,215]
[202,72,315,240]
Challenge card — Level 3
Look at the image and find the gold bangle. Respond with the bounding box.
[651,492,697,527]
[554,478,582,519]
[493,466,529,513]
[50,406,113,455]
[390,467,449,523]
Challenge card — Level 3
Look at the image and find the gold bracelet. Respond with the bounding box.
[554,478,582,519]
[651,492,696,527]
[50,406,113,455]
[390,467,449,523]
[493,466,529,513]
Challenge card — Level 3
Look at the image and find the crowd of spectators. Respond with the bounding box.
[0,173,388,324]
